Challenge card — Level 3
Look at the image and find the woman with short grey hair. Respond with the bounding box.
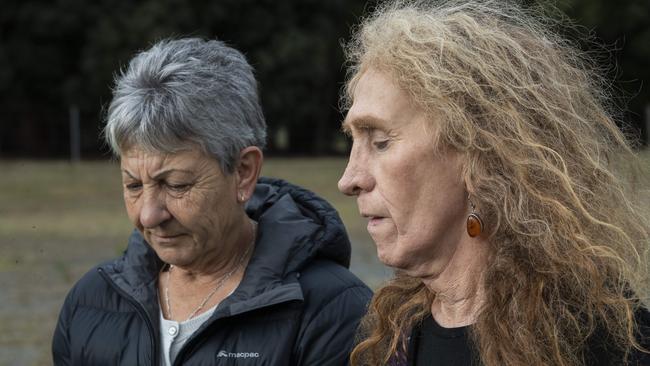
[52,38,372,366]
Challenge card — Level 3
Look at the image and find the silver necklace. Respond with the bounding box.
[164,220,256,321]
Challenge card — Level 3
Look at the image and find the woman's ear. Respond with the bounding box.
[235,146,264,202]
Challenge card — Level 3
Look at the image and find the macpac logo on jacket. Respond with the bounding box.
[216,350,260,358]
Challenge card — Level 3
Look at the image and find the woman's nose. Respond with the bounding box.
[338,161,358,196]
[338,150,373,196]
[139,190,171,229]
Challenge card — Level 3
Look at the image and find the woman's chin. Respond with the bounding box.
[376,248,436,278]
[376,248,413,271]
[152,247,189,266]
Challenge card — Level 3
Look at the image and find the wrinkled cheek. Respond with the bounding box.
[123,201,140,229]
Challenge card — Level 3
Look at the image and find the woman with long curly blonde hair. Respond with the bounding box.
[338,1,650,365]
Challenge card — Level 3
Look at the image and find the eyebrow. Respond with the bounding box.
[341,115,390,135]
[121,169,194,181]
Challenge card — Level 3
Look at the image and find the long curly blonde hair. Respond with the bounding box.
[344,1,650,365]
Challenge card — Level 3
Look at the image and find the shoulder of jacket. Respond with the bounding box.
[289,260,372,363]
[63,260,117,306]
[296,259,372,310]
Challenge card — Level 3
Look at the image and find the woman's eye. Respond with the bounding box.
[373,140,390,151]
[167,183,191,192]
[125,183,142,191]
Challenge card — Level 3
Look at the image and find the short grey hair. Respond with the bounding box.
[104,38,266,173]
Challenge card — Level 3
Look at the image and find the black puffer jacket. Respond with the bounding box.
[52,177,373,365]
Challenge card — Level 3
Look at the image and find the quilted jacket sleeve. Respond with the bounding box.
[292,260,373,366]
[52,287,76,366]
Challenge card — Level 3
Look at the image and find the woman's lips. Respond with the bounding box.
[361,211,389,231]
[149,233,184,244]
[367,216,388,229]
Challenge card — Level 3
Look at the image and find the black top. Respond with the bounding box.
[407,310,650,366]
[409,316,477,366]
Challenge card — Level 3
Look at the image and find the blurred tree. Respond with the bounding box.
[555,0,650,143]
[0,0,371,157]
[194,0,372,154]
[0,0,647,157]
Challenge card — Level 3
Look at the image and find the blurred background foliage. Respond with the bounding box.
[0,0,648,158]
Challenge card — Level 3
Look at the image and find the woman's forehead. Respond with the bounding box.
[347,71,413,120]
[120,148,215,175]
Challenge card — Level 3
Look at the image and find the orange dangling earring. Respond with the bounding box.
[467,196,484,238]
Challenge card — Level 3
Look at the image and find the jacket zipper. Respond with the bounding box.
[98,268,159,366]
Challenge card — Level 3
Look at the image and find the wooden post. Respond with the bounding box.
[69,105,81,162]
